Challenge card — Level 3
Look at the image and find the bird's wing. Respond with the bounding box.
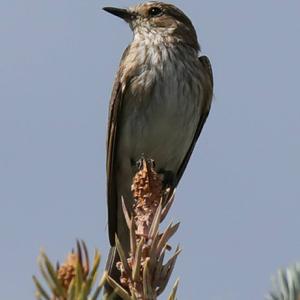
[106,47,130,246]
[175,55,214,184]
[199,55,213,88]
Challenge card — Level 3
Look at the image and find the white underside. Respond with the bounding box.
[116,43,205,199]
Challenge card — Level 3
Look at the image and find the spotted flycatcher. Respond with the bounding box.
[103,1,213,292]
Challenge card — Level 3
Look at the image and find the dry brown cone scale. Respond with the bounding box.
[107,158,180,300]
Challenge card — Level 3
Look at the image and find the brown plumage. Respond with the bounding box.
[103,1,213,295]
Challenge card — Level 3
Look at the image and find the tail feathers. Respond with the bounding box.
[105,246,123,300]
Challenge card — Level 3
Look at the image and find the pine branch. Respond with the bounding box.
[34,159,180,300]
[107,158,180,300]
[267,263,300,300]
[33,240,108,300]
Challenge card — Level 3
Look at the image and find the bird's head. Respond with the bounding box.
[103,1,199,51]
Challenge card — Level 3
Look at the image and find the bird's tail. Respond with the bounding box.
[105,246,122,300]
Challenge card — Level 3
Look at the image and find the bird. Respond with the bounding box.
[103,1,213,295]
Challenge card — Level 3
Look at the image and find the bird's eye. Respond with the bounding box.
[149,7,163,17]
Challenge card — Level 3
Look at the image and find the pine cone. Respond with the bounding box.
[57,253,78,289]
[131,159,162,205]
[57,249,88,289]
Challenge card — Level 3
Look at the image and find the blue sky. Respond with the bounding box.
[1,1,300,299]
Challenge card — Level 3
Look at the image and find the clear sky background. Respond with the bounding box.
[1,0,300,299]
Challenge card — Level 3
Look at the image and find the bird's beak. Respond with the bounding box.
[103,7,135,22]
